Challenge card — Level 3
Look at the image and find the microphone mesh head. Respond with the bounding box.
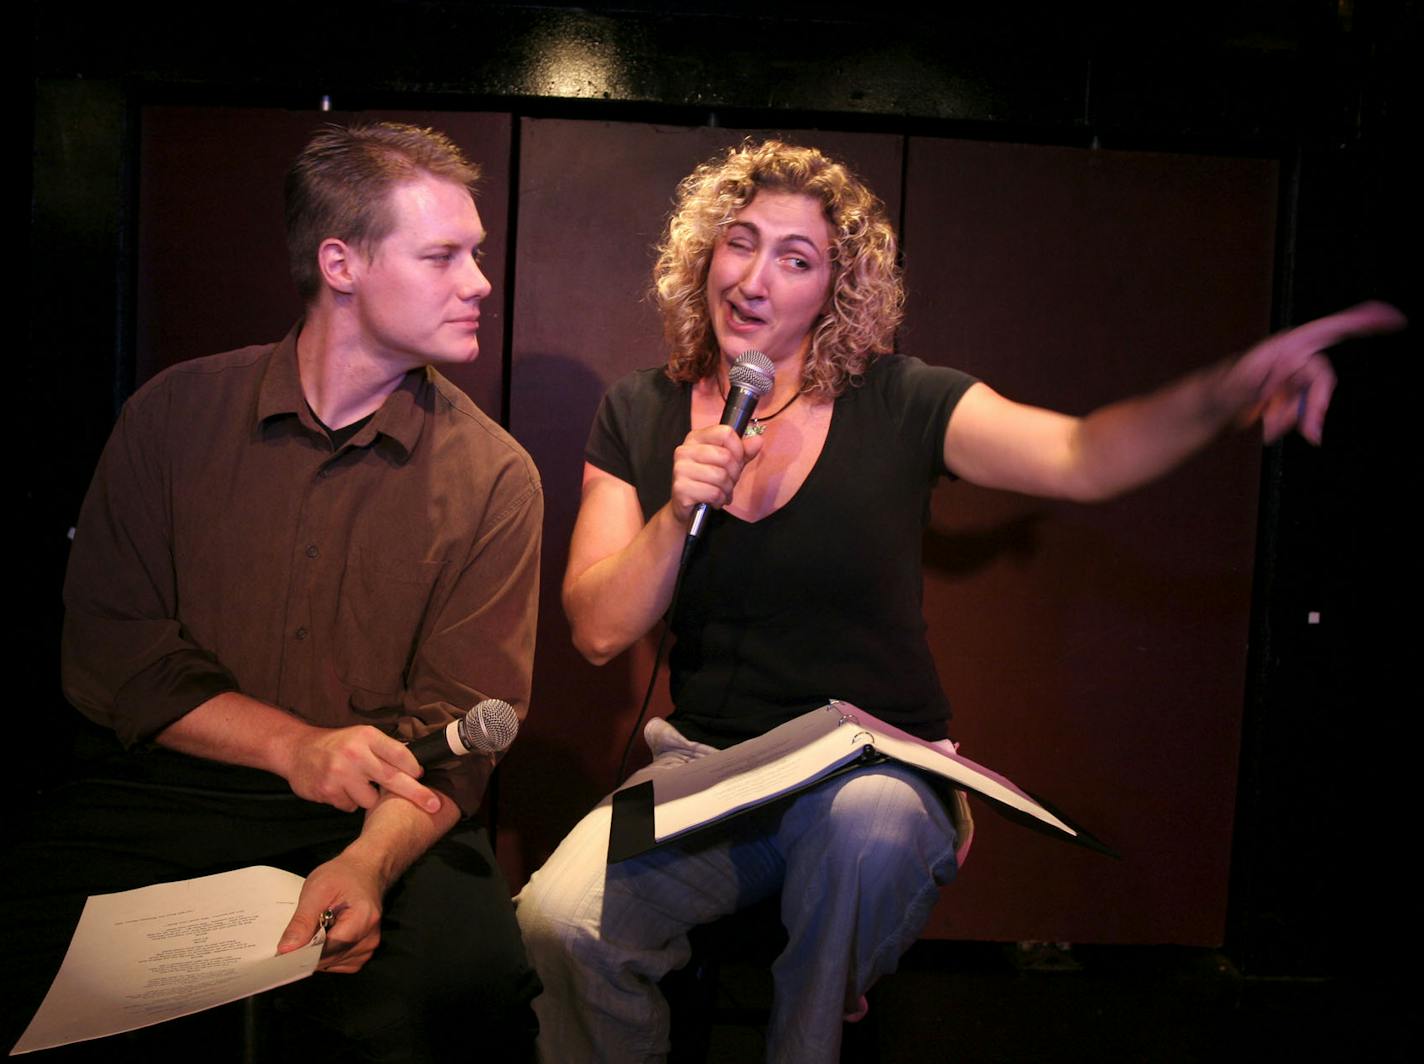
[728,350,774,398]
[457,698,520,755]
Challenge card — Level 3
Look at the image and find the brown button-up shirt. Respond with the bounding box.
[62,327,542,814]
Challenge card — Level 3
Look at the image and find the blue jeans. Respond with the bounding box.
[515,719,959,1063]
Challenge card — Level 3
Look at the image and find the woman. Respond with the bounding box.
[516,140,1401,1063]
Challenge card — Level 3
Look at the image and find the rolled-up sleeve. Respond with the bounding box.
[62,389,239,745]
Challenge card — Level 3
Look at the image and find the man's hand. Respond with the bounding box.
[275,791,460,975]
[157,693,443,815]
[276,851,384,973]
[283,724,442,814]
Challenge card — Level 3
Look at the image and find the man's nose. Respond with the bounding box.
[460,256,492,301]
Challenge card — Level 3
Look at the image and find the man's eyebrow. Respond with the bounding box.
[422,233,485,251]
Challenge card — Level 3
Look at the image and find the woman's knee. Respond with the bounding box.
[796,769,958,881]
[516,869,597,970]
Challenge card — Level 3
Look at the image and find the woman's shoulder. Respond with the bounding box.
[605,365,687,406]
[855,353,978,400]
[588,365,689,468]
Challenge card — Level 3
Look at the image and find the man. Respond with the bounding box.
[6,123,542,1060]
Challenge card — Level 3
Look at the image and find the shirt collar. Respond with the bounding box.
[257,323,429,461]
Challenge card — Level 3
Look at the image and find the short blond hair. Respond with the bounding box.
[285,122,481,303]
[653,140,904,397]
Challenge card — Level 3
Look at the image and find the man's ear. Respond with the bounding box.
[317,238,359,295]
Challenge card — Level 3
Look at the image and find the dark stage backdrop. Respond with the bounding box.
[137,107,1275,946]
[901,139,1274,942]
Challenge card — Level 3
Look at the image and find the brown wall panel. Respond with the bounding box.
[500,119,904,885]
[136,107,512,418]
[902,138,1276,943]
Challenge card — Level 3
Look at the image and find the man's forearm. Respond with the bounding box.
[348,791,462,892]
[156,691,443,814]
[275,789,461,969]
[155,690,316,775]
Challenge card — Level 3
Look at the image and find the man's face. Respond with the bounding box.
[350,175,491,371]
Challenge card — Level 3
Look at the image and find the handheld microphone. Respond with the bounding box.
[407,698,519,768]
[686,350,775,542]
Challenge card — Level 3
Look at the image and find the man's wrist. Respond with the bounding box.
[351,792,459,892]
[261,710,320,783]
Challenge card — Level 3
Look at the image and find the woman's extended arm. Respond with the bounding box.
[943,301,1404,501]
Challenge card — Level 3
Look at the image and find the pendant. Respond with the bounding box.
[745,422,766,437]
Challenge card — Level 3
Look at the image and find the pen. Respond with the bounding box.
[320,903,349,932]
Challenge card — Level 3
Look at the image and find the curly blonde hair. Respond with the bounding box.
[654,140,905,398]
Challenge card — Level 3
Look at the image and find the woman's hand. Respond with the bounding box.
[669,424,766,523]
[1215,301,1406,444]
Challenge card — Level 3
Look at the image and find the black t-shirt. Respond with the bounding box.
[586,355,977,747]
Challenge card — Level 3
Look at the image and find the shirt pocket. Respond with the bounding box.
[333,549,447,697]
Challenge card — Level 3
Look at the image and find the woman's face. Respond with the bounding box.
[705,190,835,373]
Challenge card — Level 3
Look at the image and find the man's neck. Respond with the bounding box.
[295,308,412,430]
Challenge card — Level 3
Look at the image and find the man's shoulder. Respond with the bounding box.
[424,369,542,499]
[128,342,280,410]
[143,342,278,387]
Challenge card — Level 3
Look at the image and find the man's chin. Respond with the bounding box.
[427,345,480,366]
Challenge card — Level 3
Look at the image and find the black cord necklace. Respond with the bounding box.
[721,381,802,436]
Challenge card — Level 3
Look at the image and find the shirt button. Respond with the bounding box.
[317,469,330,480]
[306,545,320,559]
[295,627,308,640]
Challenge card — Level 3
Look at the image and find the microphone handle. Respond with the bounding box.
[687,384,762,542]
[719,383,762,433]
[408,720,468,768]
